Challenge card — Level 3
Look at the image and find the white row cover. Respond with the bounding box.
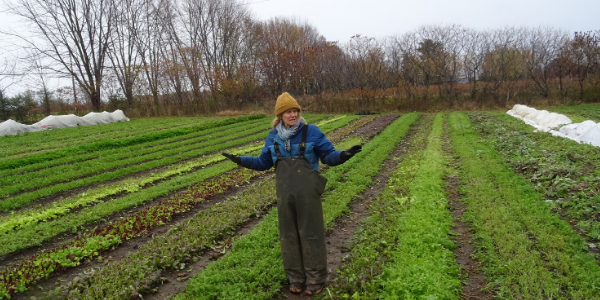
[0,119,44,136]
[0,110,130,136]
[507,104,600,147]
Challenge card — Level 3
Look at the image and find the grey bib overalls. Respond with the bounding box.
[274,126,329,284]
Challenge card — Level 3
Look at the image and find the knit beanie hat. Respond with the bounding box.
[275,92,301,116]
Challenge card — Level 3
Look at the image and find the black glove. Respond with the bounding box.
[340,145,362,161]
[222,152,241,165]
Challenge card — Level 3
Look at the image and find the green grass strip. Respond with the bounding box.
[375,113,460,299]
[174,113,420,300]
[448,112,600,299]
[548,103,600,123]
[0,115,264,170]
[323,114,434,299]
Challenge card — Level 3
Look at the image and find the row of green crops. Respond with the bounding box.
[48,174,279,300]
[0,130,267,211]
[0,116,229,160]
[0,167,264,298]
[325,113,460,300]
[173,113,419,300]
[469,112,600,241]
[0,116,277,180]
[0,115,328,182]
[0,116,295,211]
[0,155,247,256]
[324,114,432,299]
[36,115,376,299]
[0,114,362,298]
[0,115,333,208]
[0,115,265,169]
[448,112,600,299]
[0,115,355,254]
[373,113,460,299]
[0,115,342,234]
[0,144,263,235]
[0,117,272,195]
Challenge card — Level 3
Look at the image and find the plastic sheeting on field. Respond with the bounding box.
[0,119,44,136]
[507,104,600,148]
[83,110,129,125]
[0,110,130,137]
[507,104,572,131]
[34,114,93,129]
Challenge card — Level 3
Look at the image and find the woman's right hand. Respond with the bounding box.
[222,152,241,165]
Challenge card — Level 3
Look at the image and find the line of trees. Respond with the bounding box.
[1,0,599,119]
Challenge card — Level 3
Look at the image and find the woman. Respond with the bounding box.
[222,92,361,295]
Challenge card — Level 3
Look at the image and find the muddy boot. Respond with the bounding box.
[289,282,304,294]
[304,282,325,295]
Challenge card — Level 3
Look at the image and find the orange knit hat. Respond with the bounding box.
[275,92,301,116]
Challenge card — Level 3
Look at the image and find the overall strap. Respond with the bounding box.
[273,142,283,158]
[299,124,308,158]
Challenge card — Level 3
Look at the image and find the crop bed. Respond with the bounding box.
[1,108,600,300]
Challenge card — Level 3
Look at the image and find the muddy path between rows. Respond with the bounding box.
[11,114,387,299]
[441,116,493,300]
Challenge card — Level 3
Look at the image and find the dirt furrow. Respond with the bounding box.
[441,115,493,300]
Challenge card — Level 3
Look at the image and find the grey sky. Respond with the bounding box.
[249,0,599,42]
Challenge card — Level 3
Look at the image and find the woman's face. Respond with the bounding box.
[281,109,299,128]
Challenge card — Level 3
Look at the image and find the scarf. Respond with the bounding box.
[275,118,305,152]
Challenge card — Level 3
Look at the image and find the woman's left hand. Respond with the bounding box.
[340,145,362,160]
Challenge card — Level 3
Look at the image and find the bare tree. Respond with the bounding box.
[388,32,421,101]
[8,0,116,111]
[26,52,53,115]
[135,0,169,108]
[569,31,600,100]
[480,27,525,105]
[108,0,144,109]
[521,27,568,98]
[462,28,488,101]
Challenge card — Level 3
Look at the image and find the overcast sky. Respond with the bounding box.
[249,0,599,42]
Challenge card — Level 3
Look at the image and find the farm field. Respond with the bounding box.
[1,105,599,299]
